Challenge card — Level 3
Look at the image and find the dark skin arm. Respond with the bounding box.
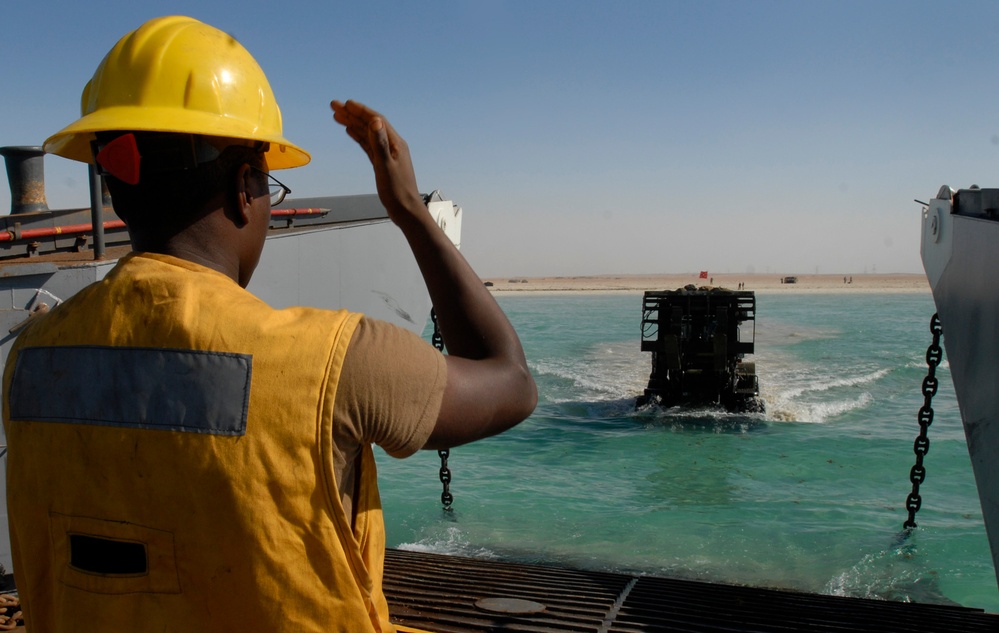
[330,100,537,449]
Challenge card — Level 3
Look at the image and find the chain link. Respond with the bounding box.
[430,309,453,512]
[903,313,943,530]
[438,449,453,509]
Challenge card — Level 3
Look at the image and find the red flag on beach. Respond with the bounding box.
[699,271,708,279]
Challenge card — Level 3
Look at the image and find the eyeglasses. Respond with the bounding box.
[251,167,291,207]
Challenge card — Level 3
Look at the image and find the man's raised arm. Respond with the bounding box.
[330,100,537,449]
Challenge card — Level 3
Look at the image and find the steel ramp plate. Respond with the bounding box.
[383,548,998,632]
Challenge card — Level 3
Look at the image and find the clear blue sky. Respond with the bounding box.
[3,1,999,277]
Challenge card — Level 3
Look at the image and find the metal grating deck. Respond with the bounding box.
[383,549,999,632]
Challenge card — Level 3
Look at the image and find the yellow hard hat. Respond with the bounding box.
[44,15,309,170]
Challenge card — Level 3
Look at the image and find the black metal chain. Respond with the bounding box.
[430,309,454,512]
[903,313,943,530]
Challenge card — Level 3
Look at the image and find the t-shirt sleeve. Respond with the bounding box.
[334,316,446,458]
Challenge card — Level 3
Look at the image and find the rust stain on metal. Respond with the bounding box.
[21,181,46,206]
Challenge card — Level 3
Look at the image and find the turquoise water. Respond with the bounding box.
[376,291,998,612]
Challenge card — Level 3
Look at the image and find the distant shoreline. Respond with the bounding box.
[484,273,930,295]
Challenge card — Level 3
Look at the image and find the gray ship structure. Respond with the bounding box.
[921,185,999,591]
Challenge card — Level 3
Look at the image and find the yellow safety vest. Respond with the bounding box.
[3,252,398,632]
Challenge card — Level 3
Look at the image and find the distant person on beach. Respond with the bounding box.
[2,15,536,633]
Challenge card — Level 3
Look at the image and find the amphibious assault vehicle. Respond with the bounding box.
[638,286,763,412]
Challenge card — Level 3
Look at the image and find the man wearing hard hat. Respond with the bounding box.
[2,15,536,633]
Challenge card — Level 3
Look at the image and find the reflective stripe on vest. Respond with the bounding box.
[9,345,251,435]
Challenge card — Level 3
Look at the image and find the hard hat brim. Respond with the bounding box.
[44,106,311,170]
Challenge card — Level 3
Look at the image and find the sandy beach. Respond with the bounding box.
[484,273,930,295]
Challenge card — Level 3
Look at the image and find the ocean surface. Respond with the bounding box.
[376,291,998,613]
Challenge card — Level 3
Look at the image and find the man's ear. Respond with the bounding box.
[232,163,256,227]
